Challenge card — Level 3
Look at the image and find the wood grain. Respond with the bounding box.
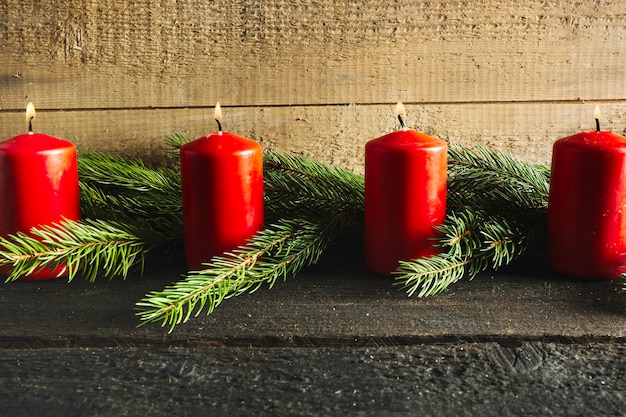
[1,0,626,167]
[2,0,625,108]
[0,343,624,417]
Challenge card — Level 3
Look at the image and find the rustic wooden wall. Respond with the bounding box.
[1,0,625,172]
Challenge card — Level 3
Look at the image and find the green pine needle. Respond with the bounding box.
[393,145,550,298]
[263,151,364,221]
[78,152,180,193]
[448,145,550,211]
[165,132,194,151]
[0,219,155,282]
[394,253,470,297]
[136,215,343,331]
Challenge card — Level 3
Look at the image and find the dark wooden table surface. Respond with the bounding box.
[1,252,625,417]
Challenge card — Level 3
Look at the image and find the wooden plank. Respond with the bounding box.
[0,342,624,416]
[0,253,624,348]
[1,0,625,109]
[1,102,624,171]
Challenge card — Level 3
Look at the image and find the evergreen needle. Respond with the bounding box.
[0,219,154,282]
[136,216,343,332]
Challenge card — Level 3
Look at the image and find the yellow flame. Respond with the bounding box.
[395,101,406,119]
[214,102,222,122]
[25,102,36,122]
[594,105,601,121]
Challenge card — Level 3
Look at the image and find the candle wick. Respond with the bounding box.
[28,117,34,134]
[397,114,406,129]
[595,118,600,133]
[216,118,222,133]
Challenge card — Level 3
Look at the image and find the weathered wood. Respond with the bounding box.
[0,253,624,416]
[0,342,624,417]
[1,0,625,108]
[1,102,623,170]
[1,0,626,168]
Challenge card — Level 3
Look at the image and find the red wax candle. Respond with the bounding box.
[0,103,81,280]
[365,102,448,275]
[180,103,264,270]
[547,106,626,280]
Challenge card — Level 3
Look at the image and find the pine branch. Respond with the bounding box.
[77,152,185,256]
[394,146,550,298]
[263,151,364,220]
[394,253,470,297]
[393,210,538,298]
[80,182,182,221]
[448,145,550,212]
[0,219,161,282]
[78,152,180,193]
[136,215,344,331]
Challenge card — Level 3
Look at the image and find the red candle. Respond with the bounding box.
[547,106,626,280]
[180,103,264,270]
[364,102,448,275]
[0,103,81,280]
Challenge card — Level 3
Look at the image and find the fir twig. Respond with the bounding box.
[394,146,550,297]
[263,151,364,221]
[447,145,550,211]
[78,152,180,193]
[78,152,185,256]
[0,219,158,282]
[136,215,344,331]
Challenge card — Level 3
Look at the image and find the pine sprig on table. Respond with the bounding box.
[136,215,344,331]
[447,145,550,210]
[78,152,185,257]
[78,152,181,193]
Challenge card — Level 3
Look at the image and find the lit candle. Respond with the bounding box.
[0,103,81,280]
[180,103,264,270]
[364,102,448,275]
[547,106,626,279]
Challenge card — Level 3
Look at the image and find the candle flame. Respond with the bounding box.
[395,101,406,119]
[26,102,36,122]
[395,101,407,130]
[214,102,223,133]
[214,102,222,122]
[25,102,36,133]
[594,105,601,132]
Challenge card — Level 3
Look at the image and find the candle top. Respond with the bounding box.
[182,130,262,155]
[0,133,75,153]
[555,106,626,151]
[368,128,447,151]
[556,130,626,153]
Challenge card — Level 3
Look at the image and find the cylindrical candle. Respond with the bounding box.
[0,103,81,280]
[547,106,626,280]
[365,102,447,275]
[180,103,264,270]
